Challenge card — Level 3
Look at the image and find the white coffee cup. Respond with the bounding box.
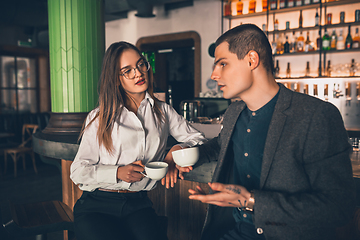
[172,147,199,167]
[143,162,168,180]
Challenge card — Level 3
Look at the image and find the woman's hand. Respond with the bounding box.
[117,160,144,183]
[188,182,251,208]
[161,145,183,188]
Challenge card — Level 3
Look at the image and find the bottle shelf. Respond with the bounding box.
[268,21,360,34]
[223,0,360,20]
[274,47,360,56]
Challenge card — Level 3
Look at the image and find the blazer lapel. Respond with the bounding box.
[260,84,292,188]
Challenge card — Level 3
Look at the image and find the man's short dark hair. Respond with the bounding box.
[215,24,274,74]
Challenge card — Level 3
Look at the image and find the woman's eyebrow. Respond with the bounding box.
[120,58,144,71]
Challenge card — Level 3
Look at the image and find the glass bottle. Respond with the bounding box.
[350,59,355,77]
[288,0,295,7]
[304,0,311,5]
[297,31,305,52]
[352,27,360,49]
[276,33,284,54]
[290,31,297,53]
[330,30,337,50]
[274,19,279,31]
[279,0,286,9]
[326,60,331,77]
[249,0,256,13]
[316,31,321,50]
[236,0,243,15]
[271,34,278,55]
[345,25,353,49]
[337,29,345,50]
[296,0,302,7]
[315,8,319,27]
[275,60,280,78]
[270,0,277,10]
[322,28,331,51]
[262,0,268,11]
[286,62,291,78]
[224,0,232,16]
[284,35,290,53]
[299,10,303,28]
[304,31,314,52]
[305,61,310,77]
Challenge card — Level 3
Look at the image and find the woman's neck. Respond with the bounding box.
[125,92,145,114]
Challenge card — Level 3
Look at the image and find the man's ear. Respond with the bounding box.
[247,50,260,70]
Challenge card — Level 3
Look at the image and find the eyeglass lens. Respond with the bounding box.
[122,61,150,79]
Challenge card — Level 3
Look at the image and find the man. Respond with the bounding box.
[186,24,356,240]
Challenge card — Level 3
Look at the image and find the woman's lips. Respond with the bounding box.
[136,78,146,85]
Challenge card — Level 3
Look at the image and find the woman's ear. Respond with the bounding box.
[247,50,260,70]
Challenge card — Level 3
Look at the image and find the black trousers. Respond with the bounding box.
[73,190,168,240]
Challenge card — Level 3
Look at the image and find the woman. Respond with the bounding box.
[70,41,206,240]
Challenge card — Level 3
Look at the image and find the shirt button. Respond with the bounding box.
[257,228,264,235]
[244,153,248,157]
[247,174,251,178]
[243,213,247,218]
[247,129,251,133]
[252,112,256,116]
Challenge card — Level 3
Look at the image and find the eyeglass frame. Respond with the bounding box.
[119,59,151,80]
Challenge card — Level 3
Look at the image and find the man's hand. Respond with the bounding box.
[188,182,251,208]
[117,160,144,183]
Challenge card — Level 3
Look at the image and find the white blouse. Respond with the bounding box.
[70,92,206,192]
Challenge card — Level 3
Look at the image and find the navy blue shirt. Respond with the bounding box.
[231,90,279,224]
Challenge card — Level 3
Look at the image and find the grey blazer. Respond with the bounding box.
[198,84,356,240]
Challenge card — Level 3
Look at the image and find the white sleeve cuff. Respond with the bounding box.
[96,165,120,183]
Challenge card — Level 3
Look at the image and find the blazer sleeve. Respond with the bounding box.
[253,101,356,229]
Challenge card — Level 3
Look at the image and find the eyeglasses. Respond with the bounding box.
[119,61,150,80]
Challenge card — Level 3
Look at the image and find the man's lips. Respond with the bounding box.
[135,78,146,85]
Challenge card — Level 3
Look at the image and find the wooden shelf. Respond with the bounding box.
[274,48,360,56]
[224,0,360,20]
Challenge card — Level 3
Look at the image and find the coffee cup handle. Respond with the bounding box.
[140,171,148,178]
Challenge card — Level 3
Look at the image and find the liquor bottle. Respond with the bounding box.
[290,31,297,52]
[262,0,268,11]
[286,62,291,78]
[316,31,321,50]
[249,0,256,13]
[326,60,331,77]
[288,0,295,7]
[350,59,355,77]
[313,84,318,97]
[279,0,286,9]
[236,0,243,15]
[270,0,277,10]
[304,84,309,94]
[305,61,310,77]
[294,82,299,92]
[352,27,360,48]
[312,0,319,3]
[275,60,280,78]
[271,34,278,55]
[345,25,353,49]
[330,30,337,50]
[315,8,319,27]
[274,19,279,31]
[304,0,311,5]
[276,33,284,54]
[299,10,303,28]
[224,0,232,16]
[322,28,331,51]
[304,31,315,52]
[324,84,329,100]
[337,29,345,50]
[296,0,302,7]
[296,31,305,52]
[284,35,290,53]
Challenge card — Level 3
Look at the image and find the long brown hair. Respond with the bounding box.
[83,41,164,153]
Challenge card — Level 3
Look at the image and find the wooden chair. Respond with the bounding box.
[2,200,74,240]
[3,124,39,177]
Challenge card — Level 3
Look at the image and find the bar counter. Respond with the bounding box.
[32,130,360,240]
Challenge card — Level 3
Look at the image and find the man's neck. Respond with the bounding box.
[241,74,279,112]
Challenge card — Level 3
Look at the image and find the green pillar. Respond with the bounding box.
[48,0,104,113]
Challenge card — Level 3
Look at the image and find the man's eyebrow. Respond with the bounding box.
[214,58,225,66]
